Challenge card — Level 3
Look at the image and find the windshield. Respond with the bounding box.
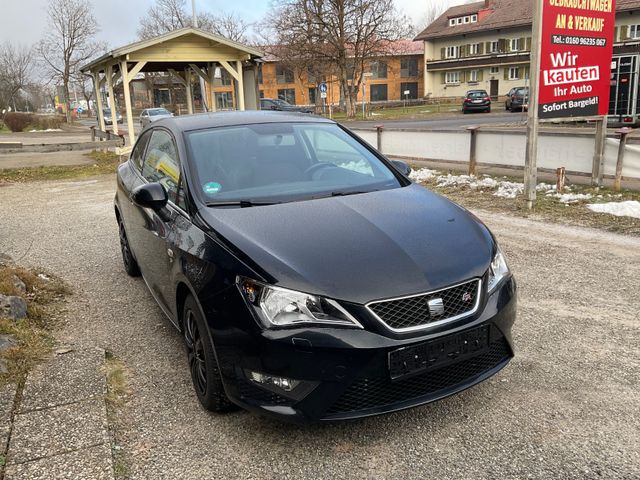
[467,91,487,98]
[274,99,292,107]
[150,108,170,116]
[186,122,403,205]
[515,88,529,96]
[104,108,111,114]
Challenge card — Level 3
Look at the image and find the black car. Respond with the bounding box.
[261,98,313,114]
[462,90,491,114]
[115,111,516,423]
[505,87,529,112]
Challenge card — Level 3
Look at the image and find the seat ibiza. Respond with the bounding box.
[115,111,516,423]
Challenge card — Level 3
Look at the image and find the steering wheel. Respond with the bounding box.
[304,162,336,179]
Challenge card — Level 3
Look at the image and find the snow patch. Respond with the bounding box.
[587,201,640,219]
[28,128,63,132]
[409,168,439,182]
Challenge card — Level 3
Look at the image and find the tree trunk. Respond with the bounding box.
[63,80,71,123]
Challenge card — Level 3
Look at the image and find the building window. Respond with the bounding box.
[508,67,520,80]
[468,70,479,82]
[369,61,388,79]
[445,71,460,84]
[400,82,418,100]
[510,38,521,51]
[449,18,456,26]
[630,24,640,39]
[370,84,388,102]
[215,92,233,110]
[308,87,317,104]
[276,66,294,84]
[463,16,470,24]
[213,69,232,86]
[306,66,317,84]
[401,58,418,77]
[470,43,480,55]
[471,14,478,22]
[259,90,264,99]
[489,41,499,53]
[257,65,263,85]
[490,66,500,74]
[278,88,296,104]
[446,46,459,59]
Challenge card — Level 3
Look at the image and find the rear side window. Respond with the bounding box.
[141,129,182,207]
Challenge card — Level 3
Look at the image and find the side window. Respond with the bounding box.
[130,131,152,171]
[141,129,182,206]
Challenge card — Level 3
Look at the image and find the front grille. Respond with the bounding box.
[325,338,510,415]
[367,279,481,331]
[237,380,294,406]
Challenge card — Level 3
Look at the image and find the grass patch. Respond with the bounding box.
[0,150,122,183]
[413,170,640,236]
[103,352,132,479]
[0,264,69,386]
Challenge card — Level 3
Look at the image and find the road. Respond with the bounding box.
[0,175,638,479]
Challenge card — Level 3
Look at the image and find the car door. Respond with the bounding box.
[132,128,186,312]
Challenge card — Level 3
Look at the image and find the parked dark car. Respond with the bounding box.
[114,111,516,423]
[261,98,313,114]
[462,90,491,113]
[505,87,529,112]
[140,107,174,128]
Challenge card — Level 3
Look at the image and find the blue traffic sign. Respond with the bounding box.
[319,82,327,93]
[76,106,84,113]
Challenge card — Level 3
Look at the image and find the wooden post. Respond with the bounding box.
[106,64,118,135]
[208,63,216,113]
[556,167,566,192]
[614,127,631,191]
[120,61,136,145]
[592,117,606,188]
[92,71,106,133]
[236,60,245,111]
[375,124,383,152]
[185,68,194,115]
[467,126,480,175]
[524,0,543,209]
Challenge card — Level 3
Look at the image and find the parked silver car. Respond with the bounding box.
[140,108,174,128]
[100,108,123,126]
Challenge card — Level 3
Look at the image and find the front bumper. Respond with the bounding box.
[213,276,516,423]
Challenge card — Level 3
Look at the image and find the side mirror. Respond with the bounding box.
[131,183,168,211]
[391,160,412,176]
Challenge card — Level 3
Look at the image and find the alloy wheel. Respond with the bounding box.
[184,310,207,396]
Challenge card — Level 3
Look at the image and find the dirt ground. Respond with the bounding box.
[0,174,638,480]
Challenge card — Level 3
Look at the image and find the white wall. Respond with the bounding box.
[352,128,640,180]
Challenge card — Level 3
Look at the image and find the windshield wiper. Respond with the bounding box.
[330,190,373,197]
[205,200,280,208]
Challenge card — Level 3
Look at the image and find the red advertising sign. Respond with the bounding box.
[538,0,616,118]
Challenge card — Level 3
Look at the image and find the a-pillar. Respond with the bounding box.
[208,63,217,112]
[120,61,136,145]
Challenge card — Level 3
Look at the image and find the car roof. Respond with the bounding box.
[149,110,332,132]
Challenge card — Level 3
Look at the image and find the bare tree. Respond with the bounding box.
[0,43,34,111]
[38,0,104,122]
[265,0,411,118]
[72,72,95,113]
[138,0,252,42]
[413,2,450,36]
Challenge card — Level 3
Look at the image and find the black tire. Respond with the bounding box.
[118,217,141,277]
[486,107,491,113]
[505,102,509,111]
[183,295,235,412]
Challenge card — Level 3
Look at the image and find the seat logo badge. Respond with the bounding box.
[462,292,473,302]
[427,298,445,317]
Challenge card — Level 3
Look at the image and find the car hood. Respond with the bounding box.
[199,184,494,304]
[149,115,173,122]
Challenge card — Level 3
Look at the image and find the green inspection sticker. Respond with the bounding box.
[203,182,222,195]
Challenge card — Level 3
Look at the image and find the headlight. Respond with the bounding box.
[487,246,510,293]
[237,277,362,329]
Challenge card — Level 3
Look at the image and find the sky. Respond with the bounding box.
[0,0,463,48]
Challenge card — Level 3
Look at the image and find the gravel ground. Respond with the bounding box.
[0,175,638,480]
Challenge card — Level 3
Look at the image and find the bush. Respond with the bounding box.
[32,115,64,130]
[3,112,33,132]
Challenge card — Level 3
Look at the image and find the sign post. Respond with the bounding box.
[525,0,616,208]
[319,82,327,116]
